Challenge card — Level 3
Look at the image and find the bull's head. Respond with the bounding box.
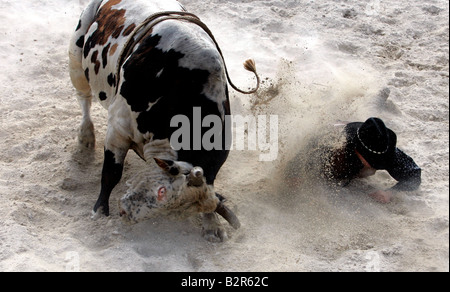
[118,158,240,229]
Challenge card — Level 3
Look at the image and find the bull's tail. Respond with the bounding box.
[227,59,260,95]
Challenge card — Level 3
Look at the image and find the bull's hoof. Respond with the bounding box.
[91,202,109,220]
[90,209,102,220]
[78,122,95,149]
[202,227,228,243]
[79,133,95,149]
[90,207,109,220]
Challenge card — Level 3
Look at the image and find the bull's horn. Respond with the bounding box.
[215,201,241,230]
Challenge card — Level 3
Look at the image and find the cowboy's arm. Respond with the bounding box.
[387,148,422,192]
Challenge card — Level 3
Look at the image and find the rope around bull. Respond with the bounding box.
[116,11,260,95]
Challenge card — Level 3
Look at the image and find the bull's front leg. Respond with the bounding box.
[92,149,125,217]
[92,129,130,217]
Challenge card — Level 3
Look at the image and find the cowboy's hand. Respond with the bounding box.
[369,190,392,204]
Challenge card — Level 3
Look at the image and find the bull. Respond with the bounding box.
[68,0,258,241]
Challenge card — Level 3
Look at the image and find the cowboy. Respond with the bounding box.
[286,118,422,203]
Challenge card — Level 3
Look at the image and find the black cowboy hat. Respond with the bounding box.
[345,118,397,170]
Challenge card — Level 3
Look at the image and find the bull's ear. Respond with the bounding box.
[154,158,180,176]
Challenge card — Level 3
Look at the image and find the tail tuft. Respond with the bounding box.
[243,59,257,74]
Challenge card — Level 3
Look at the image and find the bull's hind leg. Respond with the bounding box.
[77,93,96,149]
[68,0,102,148]
[69,53,96,149]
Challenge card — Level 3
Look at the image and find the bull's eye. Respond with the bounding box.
[157,186,167,202]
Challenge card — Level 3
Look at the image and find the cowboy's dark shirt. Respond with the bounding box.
[325,127,422,191]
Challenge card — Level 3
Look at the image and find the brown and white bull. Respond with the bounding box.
[68,0,257,242]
